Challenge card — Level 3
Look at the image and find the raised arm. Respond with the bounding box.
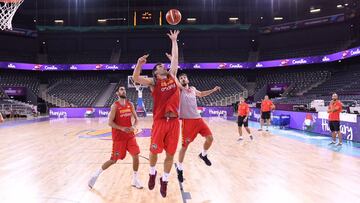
[167,30,180,77]
[132,54,153,86]
[166,52,184,90]
[195,86,221,98]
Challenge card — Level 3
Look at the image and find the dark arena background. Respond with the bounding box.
[1,0,360,203]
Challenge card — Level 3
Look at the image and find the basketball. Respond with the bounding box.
[166,9,182,25]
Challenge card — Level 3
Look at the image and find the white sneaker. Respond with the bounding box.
[88,176,98,189]
[237,137,244,142]
[329,141,336,145]
[131,178,144,189]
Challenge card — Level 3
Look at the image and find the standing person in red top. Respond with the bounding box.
[237,96,253,141]
[88,86,143,189]
[328,93,343,146]
[259,95,275,131]
[132,30,181,197]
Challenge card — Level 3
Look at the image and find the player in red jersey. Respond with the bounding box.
[132,30,181,197]
[328,93,343,146]
[88,86,143,189]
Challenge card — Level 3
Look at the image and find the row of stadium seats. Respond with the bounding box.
[305,68,360,96]
[0,73,40,95]
[47,77,108,107]
[254,70,331,96]
[1,64,360,110]
[0,87,8,99]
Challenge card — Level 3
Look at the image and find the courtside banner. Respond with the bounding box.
[1,46,360,71]
[249,108,360,142]
[50,106,234,119]
[197,106,234,119]
[49,108,111,118]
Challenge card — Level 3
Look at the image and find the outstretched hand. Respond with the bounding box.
[137,54,149,65]
[167,30,180,41]
[213,86,221,92]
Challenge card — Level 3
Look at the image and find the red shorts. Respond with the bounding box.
[111,137,140,161]
[181,118,212,148]
[150,118,180,155]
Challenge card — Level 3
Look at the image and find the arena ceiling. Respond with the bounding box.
[13,0,357,28]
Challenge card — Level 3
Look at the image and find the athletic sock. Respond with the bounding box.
[94,168,103,177]
[177,162,183,171]
[150,166,156,175]
[162,173,170,182]
[202,150,208,157]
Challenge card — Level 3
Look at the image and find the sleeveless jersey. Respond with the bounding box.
[112,100,134,141]
[179,87,201,119]
[152,75,180,120]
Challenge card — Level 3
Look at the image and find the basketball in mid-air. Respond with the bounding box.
[166,9,182,25]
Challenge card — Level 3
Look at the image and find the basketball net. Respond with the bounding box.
[0,0,24,30]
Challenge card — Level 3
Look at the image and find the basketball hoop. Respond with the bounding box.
[127,75,150,90]
[127,76,151,117]
[0,0,24,30]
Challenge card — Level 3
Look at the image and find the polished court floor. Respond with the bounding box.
[1,117,360,203]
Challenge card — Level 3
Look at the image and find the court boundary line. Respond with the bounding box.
[174,163,191,203]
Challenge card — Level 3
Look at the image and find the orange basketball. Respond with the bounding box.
[166,9,182,25]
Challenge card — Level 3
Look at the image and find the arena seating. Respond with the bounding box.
[254,70,331,97]
[103,72,246,111]
[272,65,360,106]
[47,76,108,107]
[2,60,360,111]
[0,99,33,117]
[0,87,8,99]
[305,68,360,96]
[0,71,40,95]
[258,23,351,61]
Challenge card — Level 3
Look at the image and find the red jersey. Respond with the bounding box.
[112,100,134,141]
[152,75,180,120]
[238,102,249,117]
[328,100,342,121]
[261,100,274,112]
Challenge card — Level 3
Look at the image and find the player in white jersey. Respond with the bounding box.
[175,73,221,182]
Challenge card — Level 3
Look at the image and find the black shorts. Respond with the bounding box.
[329,121,340,132]
[261,111,271,120]
[238,116,249,127]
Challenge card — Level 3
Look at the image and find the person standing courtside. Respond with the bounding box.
[237,96,253,141]
[328,93,343,146]
[259,95,275,131]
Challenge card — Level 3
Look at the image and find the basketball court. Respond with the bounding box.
[1,0,360,202]
[1,117,360,203]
